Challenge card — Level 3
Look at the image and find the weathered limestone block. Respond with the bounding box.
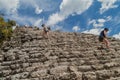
[3,52,16,61]
[20,72,29,79]
[82,72,96,80]
[78,66,92,72]
[57,58,68,63]
[30,70,47,78]
[10,69,21,75]
[84,60,98,65]
[21,48,30,53]
[31,63,45,69]
[104,62,120,69]
[36,36,43,40]
[2,70,12,77]
[50,66,68,76]
[27,58,45,63]
[1,46,10,52]
[29,53,43,58]
[0,70,3,78]
[96,70,115,80]
[69,66,82,80]
[0,55,3,62]
[48,56,58,60]
[29,50,40,54]
[19,53,29,60]
[106,77,120,80]
[1,61,12,66]
[39,75,57,80]
[26,67,36,72]
[59,72,78,80]
[91,65,104,70]
[10,72,29,79]
[10,74,21,80]
[58,61,70,66]
[10,64,20,70]
[0,66,10,70]
[29,78,39,80]
[22,63,29,68]
[113,68,120,77]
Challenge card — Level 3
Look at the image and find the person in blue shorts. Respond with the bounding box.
[99,28,110,49]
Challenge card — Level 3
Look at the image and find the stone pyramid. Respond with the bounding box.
[0,27,120,80]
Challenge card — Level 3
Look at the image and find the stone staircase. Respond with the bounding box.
[0,27,120,80]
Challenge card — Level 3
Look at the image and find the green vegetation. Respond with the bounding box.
[0,14,16,46]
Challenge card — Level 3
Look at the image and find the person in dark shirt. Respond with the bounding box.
[99,28,110,49]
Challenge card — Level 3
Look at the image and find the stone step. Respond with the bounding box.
[1,70,12,77]
[1,61,13,66]
[29,53,44,58]
[30,69,49,78]
[77,65,92,72]
[82,72,96,80]
[95,69,120,80]
[0,66,10,71]
[1,27,120,80]
[0,55,3,62]
[27,57,48,63]
[106,77,120,80]
[8,72,29,80]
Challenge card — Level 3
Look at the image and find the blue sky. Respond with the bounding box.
[0,0,120,39]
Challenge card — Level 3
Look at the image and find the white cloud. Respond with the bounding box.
[0,0,60,15]
[0,0,52,26]
[82,28,103,35]
[0,0,19,14]
[98,19,106,23]
[94,22,104,28]
[88,19,95,25]
[88,19,105,28]
[34,19,43,27]
[47,13,65,26]
[60,0,93,15]
[35,6,43,14]
[107,13,120,33]
[94,19,105,27]
[72,26,80,32]
[20,0,59,12]
[54,25,63,31]
[112,13,120,26]
[106,16,112,21]
[98,0,118,14]
[113,33,120,39]
[6,14,43,27]
[47,0,93,26]
[88,16,112,28]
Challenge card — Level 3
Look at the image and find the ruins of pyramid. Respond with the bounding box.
[0,27,120,80]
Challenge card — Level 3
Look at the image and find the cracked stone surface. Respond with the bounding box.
[0,27,120,80]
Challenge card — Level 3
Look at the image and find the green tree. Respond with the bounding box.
[7,19,16,27]
[0,14,16,46]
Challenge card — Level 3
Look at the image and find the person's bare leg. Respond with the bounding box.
[44,32,48,38]
[42,31,46,38]
[104,38,110,49]
[46,32,48,38]
[42,31,44,37]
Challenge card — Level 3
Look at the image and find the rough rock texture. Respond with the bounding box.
[0,27,120,80]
